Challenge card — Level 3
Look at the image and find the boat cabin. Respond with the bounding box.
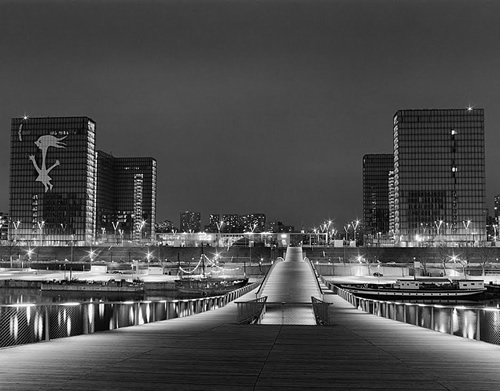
[457,280,484,289]
[394,277,484,290]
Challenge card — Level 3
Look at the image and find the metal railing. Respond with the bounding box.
[305,257,325,299]
[311,296,331,325]
[0,279,262,349]
[332,283,500,346]
[235,296,267,324]
[255,257,283,297]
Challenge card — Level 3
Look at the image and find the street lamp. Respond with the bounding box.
[216,221,224,249]
[463,220,471,246]
[344,224,350,242]
[435,220,444,240]
[112,221,119,245]
[247,223,257,265]
[37,221,45,246]
[351,220,360,245]
[323,220,332,246]
[118,229,124,246]
[89,248,95,271]
[12,220,21,243]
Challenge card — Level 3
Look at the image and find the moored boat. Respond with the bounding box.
[41,280,145,293]
[175,276,249,296]
[339,277,486,300]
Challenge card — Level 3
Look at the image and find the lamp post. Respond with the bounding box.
[216,221,224,249]
[323,220,332,246]
[248,223,257,265]
[89,248,95,271]
[112,221,119,245]
[462,220,471,246]
[141,220,146,242]
[344,224,350,242]
[37,221,45,247]
[12,220,20,243]
[435,220,443,241]
[118,229,124,246]
[351,220,360,245]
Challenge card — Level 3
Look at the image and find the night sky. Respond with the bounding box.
[1,0,499,231]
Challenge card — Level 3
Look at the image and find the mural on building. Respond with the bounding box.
[29,135,66,192]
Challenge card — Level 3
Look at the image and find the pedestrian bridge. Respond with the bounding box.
[2,246,500,390]
[255,246,327,325]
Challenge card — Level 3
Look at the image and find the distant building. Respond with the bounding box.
[221,214,240,233]
[204,214,221,233]
[9,116,156,246]
[96,151,157,243]
[9,116,97,245]
[155,219,175,233]
[266,221,294,233]
[240,213,266,232]
[180,211,201,232]
[393,108,486,244]
[0,212,8,241]
[363,154,393,237]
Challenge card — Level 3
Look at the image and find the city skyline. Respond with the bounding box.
[1,1,499,230]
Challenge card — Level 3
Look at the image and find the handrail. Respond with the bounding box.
[0,279,262,349]
[304,257,324,299]
[336,285,500,346]
[235,296,267,324]
[311,296,331,325]
[255,258,283,297]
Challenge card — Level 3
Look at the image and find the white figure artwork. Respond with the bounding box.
[29,135,67,192]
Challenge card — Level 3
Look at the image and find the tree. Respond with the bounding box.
[476,246,493,276]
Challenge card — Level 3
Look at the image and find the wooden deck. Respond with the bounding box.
[1,289,500,390]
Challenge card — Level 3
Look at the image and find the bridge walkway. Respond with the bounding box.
[258,247,322,325]
[2,288,500,390]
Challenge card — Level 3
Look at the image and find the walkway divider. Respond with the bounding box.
[321,277,500,346]
[311,296,331,325]
[0,279,262,349]
[235,296,267,324]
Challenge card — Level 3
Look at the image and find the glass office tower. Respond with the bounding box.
[96,152,157,243]
[9,116,97,245]
[393,108,486,245]
[363,154,394,237]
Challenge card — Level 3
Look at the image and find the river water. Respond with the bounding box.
[0,288,197,305]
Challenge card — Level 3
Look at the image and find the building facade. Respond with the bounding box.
[180,211,201,232]
[9,116,97,245]
[240,213,266,232]
[96,152,157,243]
[393,108,486,244]
[363,154,393,238]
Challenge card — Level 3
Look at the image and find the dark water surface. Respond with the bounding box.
[0,288,195,305]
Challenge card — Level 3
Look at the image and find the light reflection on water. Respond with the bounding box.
[369,297,500,309]
[0,288,196,304]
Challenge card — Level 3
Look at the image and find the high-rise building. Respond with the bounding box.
[393,108,486,244]
[363,154,393,237]
[96,151,157,243]
[180,211,201,232]
[9,116,97,245]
